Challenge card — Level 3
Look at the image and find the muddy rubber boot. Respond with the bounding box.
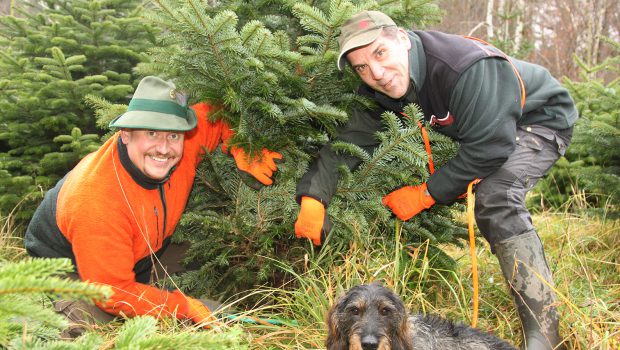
[494,231,566,350]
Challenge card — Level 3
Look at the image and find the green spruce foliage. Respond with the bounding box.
[133,0,465,301]
[530,38,619,212]
[0,258,247,349]
[0,258,109,347]
[0,0,157,220]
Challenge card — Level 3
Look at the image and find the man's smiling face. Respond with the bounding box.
[120,129,184,180]
[346,28,412,99]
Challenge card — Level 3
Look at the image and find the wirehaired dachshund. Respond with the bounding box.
[326,283,516,350]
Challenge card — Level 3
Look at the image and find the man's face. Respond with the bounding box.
[346,29,412,99]
[120,129,184,180]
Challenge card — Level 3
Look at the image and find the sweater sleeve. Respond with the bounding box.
[188,102,230,158]
[426,58,522,204]
[67,198,192,319]
[295,105,384,206]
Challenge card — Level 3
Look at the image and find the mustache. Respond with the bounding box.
[147,152,178,159]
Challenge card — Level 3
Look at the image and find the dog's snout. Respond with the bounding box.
[361,334,379,350]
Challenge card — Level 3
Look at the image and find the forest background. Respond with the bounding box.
[0,0,618,349]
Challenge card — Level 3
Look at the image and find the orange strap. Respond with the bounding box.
[400,37,520,328]
[400,112,435,174]
[401,111,481,328]
[467,178,481,327]
[463,36,526,109]
[460,36,526,327]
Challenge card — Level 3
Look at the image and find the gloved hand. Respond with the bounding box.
[382,183,436,221]
[229,147,283,188]
[191,103,283,187]
[220,124,282,189]
[295,196,329,246]
[186,297,219,328]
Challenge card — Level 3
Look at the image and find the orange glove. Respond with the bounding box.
[191,103,284,187]
[295,196,326,246]
[186,297,219,328]
[229,147,282,186]
[220,124,282,188]
[382,183,436,221]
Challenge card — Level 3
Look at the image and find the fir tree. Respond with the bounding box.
[0,0,157,220]
[530,37,619,211]
[0,258,247,349]
[0,258,109,346]
[131,0,466,301]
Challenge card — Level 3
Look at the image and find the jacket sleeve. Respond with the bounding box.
[426,58,522,204]
[67,201,193,319]
[295,105,384,206]
[189,102,230,157]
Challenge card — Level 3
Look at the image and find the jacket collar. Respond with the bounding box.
[407,30,426,95]
[117,136,172,190]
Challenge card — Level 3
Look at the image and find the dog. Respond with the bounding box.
[326,283,517,350]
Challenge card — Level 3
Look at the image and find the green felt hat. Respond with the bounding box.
[109,76,197,131]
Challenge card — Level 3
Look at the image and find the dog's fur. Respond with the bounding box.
[326,284,516,350]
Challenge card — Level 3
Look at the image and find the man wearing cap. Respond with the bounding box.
[293,10,576,350]
[25,76,282,334]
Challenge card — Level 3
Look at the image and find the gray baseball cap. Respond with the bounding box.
[109,76,197,131]
[337,11,397,71]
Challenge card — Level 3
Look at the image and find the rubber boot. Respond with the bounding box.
[494,231,566,350]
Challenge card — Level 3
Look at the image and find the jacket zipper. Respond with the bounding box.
[154,206,160,248]
[157,183,167,248]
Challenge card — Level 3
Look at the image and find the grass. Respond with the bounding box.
[0,203,28,263]
[238,210,620,350]
[2,207,618,349]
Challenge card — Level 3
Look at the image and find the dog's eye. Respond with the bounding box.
[349,307,360,316]
[380,307,391,316]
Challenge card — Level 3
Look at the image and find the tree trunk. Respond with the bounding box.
[513,0,525,52]
[486,0,495,38]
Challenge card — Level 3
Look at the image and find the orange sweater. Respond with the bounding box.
[55,102,225,319]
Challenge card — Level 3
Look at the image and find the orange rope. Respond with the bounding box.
[467,178,481,328]
[400,112,435,174]
[401,112,481,328]
[416,120,435,174]
[459,36,524,327]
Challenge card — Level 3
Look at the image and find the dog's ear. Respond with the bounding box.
[390,319,414,350]
[325,302,348,350]
[385,288,414,350]
[326,290,355,350]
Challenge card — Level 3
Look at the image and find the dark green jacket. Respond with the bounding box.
[296,30,578,205]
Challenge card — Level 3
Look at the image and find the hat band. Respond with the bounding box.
[127,99,189,120]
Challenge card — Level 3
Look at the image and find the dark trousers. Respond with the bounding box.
[474,125,573,249]
[53,242,191,338]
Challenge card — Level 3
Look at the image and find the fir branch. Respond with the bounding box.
[0,258,110,301]
[0,294,67,329]
[0,258,74,278]
[114,316,158,347]
[292,3,329,36]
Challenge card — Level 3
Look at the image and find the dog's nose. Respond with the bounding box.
[361,334,379,350]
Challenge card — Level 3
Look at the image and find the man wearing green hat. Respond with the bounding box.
[293,10,576,350]
[25,76,282,335]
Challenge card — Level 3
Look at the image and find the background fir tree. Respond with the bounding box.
[0,0,158,220]
[130,0,467,302]
[529,37,619,212]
